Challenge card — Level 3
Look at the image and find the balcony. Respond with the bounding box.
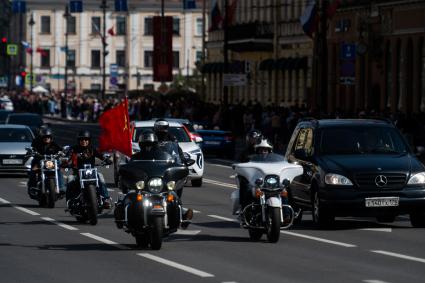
[227,21,274,52]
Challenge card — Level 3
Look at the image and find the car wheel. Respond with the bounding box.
[376,215,395,223]
[410,212,425,228]
[312,191,334,228]
[191,178,203,187]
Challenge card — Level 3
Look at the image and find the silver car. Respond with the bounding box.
[0,124,34,173]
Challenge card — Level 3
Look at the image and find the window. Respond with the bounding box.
[195,18,203,36]
[66,50,76,67]
[196,51,202,63]
[91,17,101,34]
[173,51,180,69]
[144,51,153,68]
[294,128,313,156]
[41,16,51,34]
[116,50,125,67]
[116,16,126,35]
[67,16,76,34]
[40,49,50,68]
[144,17,153,35]
[91,83,101,90]
[91,50,101,68]
[173,18,180,36]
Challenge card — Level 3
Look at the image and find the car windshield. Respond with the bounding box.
[249,153,286,163]
[0,128,33,142]
[7,115,42,126]
[134,127,191,143]
[318,126,409,155]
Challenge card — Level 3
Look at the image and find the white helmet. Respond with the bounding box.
[255,138,273,153]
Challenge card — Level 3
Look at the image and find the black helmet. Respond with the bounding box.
[154,119,169,133]
[246,129,262,145]
[77,130,91,140]
[40,127,53,138]
[138,131,158,147]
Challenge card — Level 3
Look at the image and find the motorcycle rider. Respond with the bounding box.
[238,129,262,162]
[66,130,112,209]
[28,127,65,199]
[154,118,177,143]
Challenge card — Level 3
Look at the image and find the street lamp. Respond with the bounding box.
[28,14,35,94]
[63,5,70,96]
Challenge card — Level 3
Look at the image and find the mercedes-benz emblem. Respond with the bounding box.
[375,175,388,187]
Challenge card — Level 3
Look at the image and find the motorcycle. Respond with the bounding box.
[26,147,64,208]
[65,153,111,225]
[231,153,303,243]
[114,146,195,250]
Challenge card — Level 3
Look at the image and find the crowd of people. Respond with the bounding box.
[3,89,425,154]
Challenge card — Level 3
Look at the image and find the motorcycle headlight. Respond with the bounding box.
[325,173,353,186]
[264,175,279,189]
[44,160,55,169]
[166,181,176,191]
[136,181,145,190]
[148,178,163,193]
[408,172,425,185]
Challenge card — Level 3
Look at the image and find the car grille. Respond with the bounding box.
[355,173,407,189]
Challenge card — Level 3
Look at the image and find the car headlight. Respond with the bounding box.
[166,181,176,191]
[44,160,55,169]
[136,181,145,190]
[408,172,425,185]
[325,173,353,186]
[148,178,163,193]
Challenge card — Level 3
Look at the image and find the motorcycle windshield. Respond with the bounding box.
[249,153,286,163]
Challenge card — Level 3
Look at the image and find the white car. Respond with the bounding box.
[0,96,14,111]
[113,120,204,187]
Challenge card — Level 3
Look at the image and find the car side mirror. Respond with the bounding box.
[195,136,203,143]
[294,149,309,160]
[185,159,196,167]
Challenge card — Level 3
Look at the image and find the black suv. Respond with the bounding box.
[285,119,425,228]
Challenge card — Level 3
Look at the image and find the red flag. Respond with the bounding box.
[108,26,115,36]
[327,0,341,18]
[99,98,132,156]
[36,47,48,56]
[226,0,238,25]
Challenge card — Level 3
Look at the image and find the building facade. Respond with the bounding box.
[327,0,425,114]
[204,0,313,106]
[7,0,205,94]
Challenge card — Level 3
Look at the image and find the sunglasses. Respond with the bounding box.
[79,138,90,141]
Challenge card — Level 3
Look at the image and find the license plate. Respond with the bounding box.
[2,159,23,165]
[205,141,220,145]
[365,197,399,207]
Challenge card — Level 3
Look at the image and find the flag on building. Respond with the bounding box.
[36,47,48,56]
[327,0,341,18]
[209,0,223,31]
[99,98,132,156]
[300,0,319,38]
[21,41,32,54]
[108,26,115,36]
[226,0,238,26]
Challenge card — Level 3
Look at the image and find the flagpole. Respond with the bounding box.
[63,5,70,96]
[101,0,108,101]
[28,13,35,94]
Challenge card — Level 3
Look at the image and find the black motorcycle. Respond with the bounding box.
[66,153,111,225]
[114,147,194,250]
[26,148,64,208]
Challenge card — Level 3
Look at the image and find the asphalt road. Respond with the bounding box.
[1,119,425,283]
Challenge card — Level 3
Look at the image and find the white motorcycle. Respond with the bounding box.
[231,153,303,243]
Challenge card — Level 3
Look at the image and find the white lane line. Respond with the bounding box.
[371,250,425,264]
[137,253,215,278]
[359,228,392,233]
[193,209,201,214]
[208,215,238,223]
[107,189,115,192]
[206,162,231,169]
[41,217,79,231]
[363,280,390,283]
[204,178,237,189]
[19,181,27,185]
[0,197,11,204]
[281,231,357,247]
[80,233,119,245]
[174,229,201,236]
[13,205,40,216]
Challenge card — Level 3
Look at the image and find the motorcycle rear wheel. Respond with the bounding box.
[87,185,98,225]
[150,216,164,250]
[266,207,281,243]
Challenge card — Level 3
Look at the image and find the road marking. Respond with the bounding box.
[206,162,231,169]
[107,189,115,192]
[80,233,119,245]
[229,174,236,179]
[204,178,237,189]
[371,250,425,264]
[0,197,11,204]
[138,253,214,278]
[174,229,201,236]
[208,215,238,222]
[13,205,40,216]
[359,228,392,233]
[363,280,390,283]
[280,231,357,247]
[41,217,79,231]
[193,209,201,214]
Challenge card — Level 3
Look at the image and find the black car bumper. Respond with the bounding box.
[320,186,425,216]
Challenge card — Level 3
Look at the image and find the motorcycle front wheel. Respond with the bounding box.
[150,216,164,250]
[266,207,281,243]
[47,178,56,208]
[87,184,98,225]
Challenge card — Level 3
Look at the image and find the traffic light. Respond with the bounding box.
[0,37,7,56]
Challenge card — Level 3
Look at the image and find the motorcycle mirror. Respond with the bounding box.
[255,178,263,186]
[282,179,290,188]
[103,153,111,159]
[185,159,196,167]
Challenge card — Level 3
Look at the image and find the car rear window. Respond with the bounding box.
[0,128,33,142]
[318,126,409,155]
[133,127,191,143]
